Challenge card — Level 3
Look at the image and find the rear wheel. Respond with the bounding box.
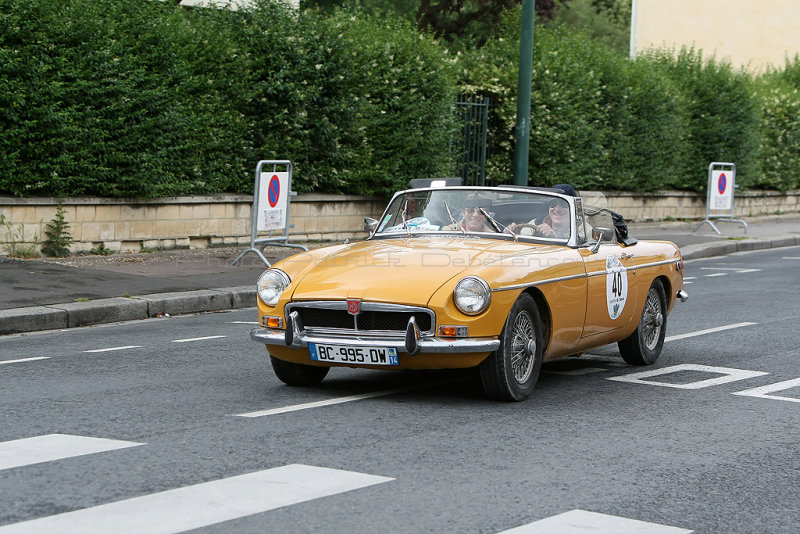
[618,279,667,365]
[479,293,543,401]
[270,355,330,386]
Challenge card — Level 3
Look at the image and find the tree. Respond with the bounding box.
[417,0,570,45]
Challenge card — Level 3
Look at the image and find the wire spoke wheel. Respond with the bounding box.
[510,311,536,383]
[480,293,543,401]
[641,288,664,351]
[618,279,667,365]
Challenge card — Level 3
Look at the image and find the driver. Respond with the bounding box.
[514,184,577,239]
[442,193,495,232]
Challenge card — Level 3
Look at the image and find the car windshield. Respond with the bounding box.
[374,188,572,241]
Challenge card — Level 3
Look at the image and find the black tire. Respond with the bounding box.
[270,355,330,386]
[618,279,667,365]
[479,293,543,401]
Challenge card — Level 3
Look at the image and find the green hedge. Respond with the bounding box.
[0,0,456,198]
[2,1,799,198]
[753,57,800,191]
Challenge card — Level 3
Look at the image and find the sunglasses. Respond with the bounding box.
[549,202,567,210]
[464,207,488,214]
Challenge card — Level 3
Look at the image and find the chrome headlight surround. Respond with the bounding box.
[453,276,491,315]
[257,269,291,307]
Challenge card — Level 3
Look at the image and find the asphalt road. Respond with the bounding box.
[1,246,799,533]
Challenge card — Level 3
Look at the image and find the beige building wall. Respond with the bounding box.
[631,0,800,72]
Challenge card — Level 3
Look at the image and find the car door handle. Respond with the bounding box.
[621,253,634,260]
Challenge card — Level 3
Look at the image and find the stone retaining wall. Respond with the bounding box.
[1,190,798,254]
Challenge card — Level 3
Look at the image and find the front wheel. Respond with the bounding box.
[618,279,667,365]
[479,293,543,401]
[270,355,330,386]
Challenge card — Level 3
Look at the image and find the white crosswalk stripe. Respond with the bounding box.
[497,509,693,533]
[0,464,393,534]
[0,434,143,471]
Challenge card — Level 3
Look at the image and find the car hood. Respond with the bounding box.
[283,237,554,305]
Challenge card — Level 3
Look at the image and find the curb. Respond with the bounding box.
[680,234,799,260]
[0,286,255,335]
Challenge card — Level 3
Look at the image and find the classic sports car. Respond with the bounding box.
[251,183,688,401]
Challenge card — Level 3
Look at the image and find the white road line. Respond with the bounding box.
[783,256,800,259]
[704,273,727,277]
[733,378,800,404]
[235,377,466,418]
[0,464,393,534]
[608,364,768,390]
[171,335,226,343]
[234,387,414,417]
[698,267,761,272]
[683,276,697,280]
[499,509,692,533]
[0,357,50,365]
[666,322,756,342]
[83,346,141,353]
[0,434,143,472]
[543,368,607,376]
[230,321,259,325]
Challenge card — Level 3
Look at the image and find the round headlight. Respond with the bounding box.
[257,269,291,307]
[454,276,491,315]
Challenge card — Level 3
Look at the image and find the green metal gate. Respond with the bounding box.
[451,95,489,186]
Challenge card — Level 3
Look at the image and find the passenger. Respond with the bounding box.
[442,193,495,232]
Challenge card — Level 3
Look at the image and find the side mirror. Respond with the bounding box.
[589,226,613,253]
[364,218,379,234]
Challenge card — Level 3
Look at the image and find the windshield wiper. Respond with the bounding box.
[479,208,518,240]
[400,199,413,236]
[443,202,466,235]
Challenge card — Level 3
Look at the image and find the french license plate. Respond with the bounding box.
[309,343,399,366]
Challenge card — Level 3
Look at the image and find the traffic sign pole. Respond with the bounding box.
[232,160,308,267]
[694,162,748,235]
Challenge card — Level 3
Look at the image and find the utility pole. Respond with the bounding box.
[513,0,535,186]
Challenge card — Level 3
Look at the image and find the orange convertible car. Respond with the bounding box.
[251,184,687,401]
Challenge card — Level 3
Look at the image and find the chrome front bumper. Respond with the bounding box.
[250,327,499,354]
[251,309,499,355]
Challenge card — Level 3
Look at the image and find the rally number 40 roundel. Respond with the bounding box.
[606,255,628,319]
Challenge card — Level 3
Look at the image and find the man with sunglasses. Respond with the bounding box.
[442,193,496,232]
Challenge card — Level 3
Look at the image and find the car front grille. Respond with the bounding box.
[286,302,435,335]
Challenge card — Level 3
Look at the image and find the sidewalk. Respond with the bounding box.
[1,215,798,335]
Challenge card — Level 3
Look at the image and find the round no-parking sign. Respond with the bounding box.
[711,169,733,210]
[257,172,288,231]
[267,175,281,208]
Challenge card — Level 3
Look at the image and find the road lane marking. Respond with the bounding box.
[704,273,727,277]
[543,367,607,376]
[234,377,466,418]
[733,378,800,404]
[498,509,693,533]
[782,256,800,260]
[83,346,141,353]
[665,322,756,342]
[608,364,768,389]
[0,434,143,472]
[0,464,393,534]
[234,387,415,417]
[171,335,226,343]
[699,267,761,273]
[230,321,259,325]
[0,357,50,365]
